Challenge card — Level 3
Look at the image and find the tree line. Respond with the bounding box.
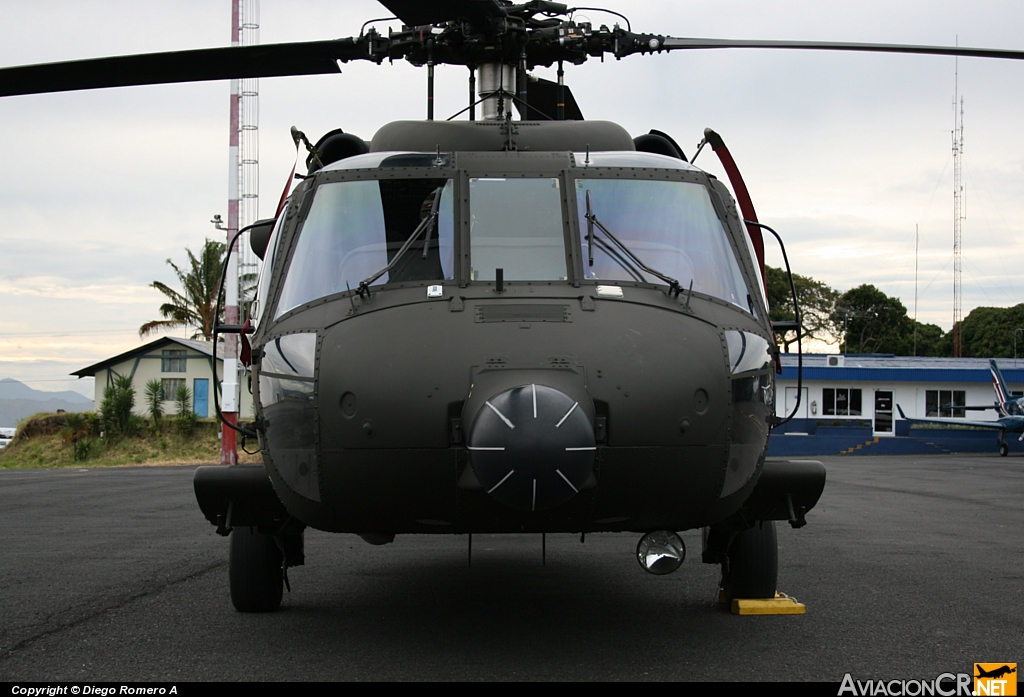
[766,266,1024,357]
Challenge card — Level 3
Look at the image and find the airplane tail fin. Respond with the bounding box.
[990,359,1012,411]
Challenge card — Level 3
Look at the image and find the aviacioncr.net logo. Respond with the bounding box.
[838,673,973,696]
[974,664,1017,696]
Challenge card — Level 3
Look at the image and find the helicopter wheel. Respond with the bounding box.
[999,442,1009,457]
[229,526,284,612]
[722,520,778,600]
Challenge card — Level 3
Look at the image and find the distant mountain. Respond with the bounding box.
[0,379,92,404]
[0,380,93,428]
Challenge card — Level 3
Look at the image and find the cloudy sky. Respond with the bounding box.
[1,0,1022,397]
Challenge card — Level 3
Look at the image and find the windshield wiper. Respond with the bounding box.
[357,186,442,297]
[584,189,682,296]
[591,236,646,283]
[584,190,644,281]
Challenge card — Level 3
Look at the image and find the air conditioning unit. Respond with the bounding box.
[826,355,845,367]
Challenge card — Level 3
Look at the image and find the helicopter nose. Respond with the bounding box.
[467,383,595,512]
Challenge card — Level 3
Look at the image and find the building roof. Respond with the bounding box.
[71,337,217,378]
[779,354,1024,384]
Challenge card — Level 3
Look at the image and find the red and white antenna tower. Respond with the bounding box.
[221,0,259,464]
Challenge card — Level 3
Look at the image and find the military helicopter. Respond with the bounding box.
[3,1,1022,613]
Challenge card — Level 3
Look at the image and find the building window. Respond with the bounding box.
[161,378,185,401]
[823,388,862,416]
[925,390,965,418]
[162,349,186,373]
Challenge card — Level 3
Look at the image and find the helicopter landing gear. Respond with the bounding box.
[999,441,1009,457]
[229,526,283,612]
[721,520,778,601]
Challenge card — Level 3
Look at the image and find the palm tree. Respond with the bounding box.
[140,238,225,341]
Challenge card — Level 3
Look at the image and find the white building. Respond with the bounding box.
[72,337,254,419]
[774,354,1024,436]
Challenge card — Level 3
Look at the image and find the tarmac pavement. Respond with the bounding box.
[0,454,1020,681]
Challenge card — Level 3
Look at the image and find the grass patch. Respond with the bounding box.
[0,413,262,469]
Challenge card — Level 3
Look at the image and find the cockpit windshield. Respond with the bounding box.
[575,179,751,311]
[469,177,567,281]
[270,169,757,320]
[276,178,454,318]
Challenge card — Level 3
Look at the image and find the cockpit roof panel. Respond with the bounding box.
[370,120,635,154]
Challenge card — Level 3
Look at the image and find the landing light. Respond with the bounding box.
[636,531,686,575]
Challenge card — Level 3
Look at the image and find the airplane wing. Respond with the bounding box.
[895,405,1023,431]
[941,403,998,411]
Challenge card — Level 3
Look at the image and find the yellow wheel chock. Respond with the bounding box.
[719,590,807,615]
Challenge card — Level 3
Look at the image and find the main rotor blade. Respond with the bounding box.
[0,39,369,98]
[654,37,1024,61]
[377,0,506,27]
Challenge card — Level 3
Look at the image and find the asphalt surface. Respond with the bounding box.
[0,455,1020,681]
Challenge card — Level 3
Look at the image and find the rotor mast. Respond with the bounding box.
[478,63,516,120]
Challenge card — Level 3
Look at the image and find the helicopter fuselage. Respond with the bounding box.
[242,120,775,537]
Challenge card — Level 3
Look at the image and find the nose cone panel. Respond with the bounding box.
[467,384,595,512]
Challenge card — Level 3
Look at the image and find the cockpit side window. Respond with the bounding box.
[275,177,454,318]
[574,178,752,311]
[250,210,287,328]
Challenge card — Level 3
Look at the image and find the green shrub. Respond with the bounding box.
[73,438,93,461]
[100,374,137,437]
[175,385,198,436]
[144,379,164,429]
[60,412,96,460]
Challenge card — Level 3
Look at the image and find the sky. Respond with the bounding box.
[1,0,1022,397]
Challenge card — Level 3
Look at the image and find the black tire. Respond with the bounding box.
[999,442,1009,457]
[724,520,778,600]
[229,526,283,612]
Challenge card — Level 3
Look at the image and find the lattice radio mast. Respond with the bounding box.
[221,0,259,464]
[237,0,260,292]
[952,61,965,357]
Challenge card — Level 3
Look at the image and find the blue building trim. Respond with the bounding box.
[767,424,1020,457]
[779,366,1024,383]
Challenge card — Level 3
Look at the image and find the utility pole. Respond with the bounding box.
[914,223,919,356]
[836,307,860,353]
